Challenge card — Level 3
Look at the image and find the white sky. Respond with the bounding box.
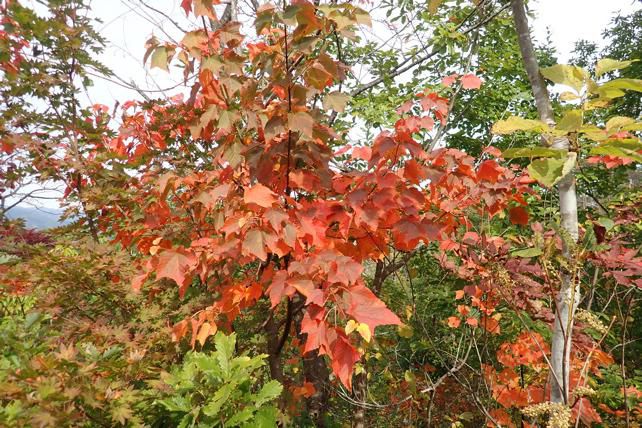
[11,0,642,211]
[83,0,640,107]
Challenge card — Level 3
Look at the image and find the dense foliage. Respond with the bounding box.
[1,0,642,427]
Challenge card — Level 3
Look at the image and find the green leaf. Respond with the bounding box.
[527,157,564,187]
[215,332,236,378]
[0,253,18,264]
[252,406,280,428]
[157,396,192,413]
[492,116,549,135]
[596,217,615,231]
[596,58,637,78]
[590,139,642,163]
[253,380,283,408]
[202,384,233,417]
[227,408,255,427]
[511,247,543,258]
[540,64,588,93]
[502,147,566,159]
[24,311,41,329]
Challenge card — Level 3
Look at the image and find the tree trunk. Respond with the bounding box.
[295,309,330,427]
[510,0,579,404]
[266,314,284,383]
[302,349,330,427]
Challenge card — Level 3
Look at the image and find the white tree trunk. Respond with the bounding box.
[510,0,579,404]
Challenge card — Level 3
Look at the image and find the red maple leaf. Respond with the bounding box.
[156,249,198,297]
[330,334,361,389]
[345,284,401,333]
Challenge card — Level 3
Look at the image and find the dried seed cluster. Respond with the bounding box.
[522,402,571,428]
[575,309,608,335]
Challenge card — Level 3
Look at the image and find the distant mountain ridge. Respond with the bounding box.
[5,206,72,229]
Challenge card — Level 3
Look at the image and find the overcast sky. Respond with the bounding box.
[82,0,641,108]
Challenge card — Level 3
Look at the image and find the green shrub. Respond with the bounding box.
[151,332,282,428]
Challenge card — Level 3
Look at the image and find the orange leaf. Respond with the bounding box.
[156,249,197,296]
[289,111,314,138]
[351,146,372,161]
[466,317,478,327]
[447,316,461,328]
[346,284,402,333]
[242,229,267,261]
[441,73,458,87]
[477,160,502,183]
[461,73,482,89]
[244,183,278,208]
[196,322,217,346]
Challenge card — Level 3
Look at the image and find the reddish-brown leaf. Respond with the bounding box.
[509,206,529,225]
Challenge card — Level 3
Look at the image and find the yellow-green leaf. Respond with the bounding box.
[556,110,583,132]
[150,46,169,71]
[599,78,642,95]
[511,247,543,258]
[354,7,372,27]
[492,116,549,135]
[590,139,642,162]
[502,147,566,159]
[605,116,635,132]
[428,0,444,13]
[596,58,637,78]
[560,91,580,101]
[540,64,588,93]
[527,152,575,187]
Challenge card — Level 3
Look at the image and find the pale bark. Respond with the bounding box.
[511,0,579,404]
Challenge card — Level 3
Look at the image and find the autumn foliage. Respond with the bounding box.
[2,0,642,427]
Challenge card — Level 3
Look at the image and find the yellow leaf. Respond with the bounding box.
[398,324,413,338]
[357,323,372,342]
[492,116,549,135]
[540,64,588,93]
[345,319,358,335]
